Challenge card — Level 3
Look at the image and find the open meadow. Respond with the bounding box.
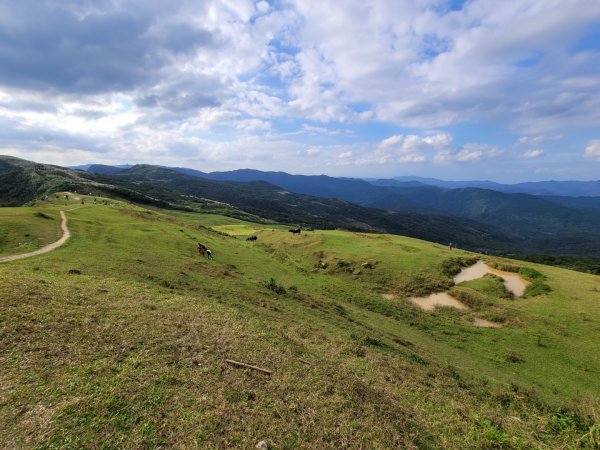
[1,195,599,448]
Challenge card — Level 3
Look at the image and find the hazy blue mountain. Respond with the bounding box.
[199,169,429,212]
[388,176,504,190]
[540,195,600,210]
[370,186,600,240]
[499,180,600,197]
[68,164,92,171]
[70,164,132,172]
[167,166,208,178]
[86,164,125,175]
[384,176,600,197]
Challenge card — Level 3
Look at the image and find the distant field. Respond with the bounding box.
[1,196,598,448]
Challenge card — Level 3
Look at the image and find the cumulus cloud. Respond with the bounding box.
[286,0,600,130]
[0,0,598,180]
[521,149,545,158]
[380,133,452,152]
[518,135,561,146]
[435,144,500,163]
[584,140,600,161]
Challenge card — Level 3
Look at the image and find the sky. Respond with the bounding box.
[0,0,599,182]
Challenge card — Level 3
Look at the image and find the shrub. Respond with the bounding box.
[519,267,544,280]
[505,350,524,363]
[524,281,552,297]
[265,277,286,295]
[33,211,53,220]
[488,261,520,273]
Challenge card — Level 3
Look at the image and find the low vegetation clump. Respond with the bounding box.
[441,256,478,277]
[33,211,54,220]
[264,277,287,295]
[488,261,521,273]
[448,286,491,309]
[519,266,544,280]
[524,280,552,297]
[459,273,513,299]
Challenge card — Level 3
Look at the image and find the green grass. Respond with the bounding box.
[0,207,62,256]
[1,196,599,448]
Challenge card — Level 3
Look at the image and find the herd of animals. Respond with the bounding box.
[245,228,302,242]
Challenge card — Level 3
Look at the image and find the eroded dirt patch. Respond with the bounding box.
[408,292,469,311]
[454,260,528,297]
[473,317,503,328]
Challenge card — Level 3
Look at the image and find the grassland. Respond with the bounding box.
[1,195,599,448]
[0,207,62,256]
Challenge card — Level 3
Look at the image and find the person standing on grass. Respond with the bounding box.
[197,243,206,257]
[206,248,212,260]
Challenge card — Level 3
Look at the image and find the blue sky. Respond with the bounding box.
[0,0,599,182]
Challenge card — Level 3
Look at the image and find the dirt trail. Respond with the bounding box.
[0,210,72,263]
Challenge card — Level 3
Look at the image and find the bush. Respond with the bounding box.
[519,267,544,280]
[505,350,524,363]
[265,277,286,295]
[524,281,552,297]
[34,211,53,220]
[488,261,520,273]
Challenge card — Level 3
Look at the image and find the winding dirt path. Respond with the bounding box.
[0,210,72,264]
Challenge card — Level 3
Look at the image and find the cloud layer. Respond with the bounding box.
[0,0,598,181]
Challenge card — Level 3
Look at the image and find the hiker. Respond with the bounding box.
[197,243,206,257]
[448,242,453,250]
[206,248,213,260]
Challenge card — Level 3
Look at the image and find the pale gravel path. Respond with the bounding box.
[0,208,77,263]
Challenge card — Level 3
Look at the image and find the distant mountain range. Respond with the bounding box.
[375,176,600,197]
[3,155,600,256]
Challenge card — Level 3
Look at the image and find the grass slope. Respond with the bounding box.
[1,195,599,448]
[0,208,62,256]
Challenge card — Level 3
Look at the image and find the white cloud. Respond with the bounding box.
[256,1,270,14]
[379,133,453,152]
[435,143,500,163]
[521,149,545,158]
[518,135,561,146]
[584,140,600,161]
[235,118,271,131]
[1,0,599,180]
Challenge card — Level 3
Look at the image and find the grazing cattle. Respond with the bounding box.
[289,228,301,235]
[246,235,258,241]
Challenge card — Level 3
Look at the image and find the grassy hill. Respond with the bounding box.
[136,163,600,256]
[0,157,519,253]
[1,194,599,448]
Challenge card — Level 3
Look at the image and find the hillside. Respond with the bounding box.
[0,157,517,253]
[5,156,600,256]
[1,194,599,448]
[147,164,600,256]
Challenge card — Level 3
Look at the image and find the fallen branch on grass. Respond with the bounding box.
[225,359,272,375]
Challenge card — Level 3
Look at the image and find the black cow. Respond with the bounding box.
[246,235,258,241]
[289,228,301,235]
